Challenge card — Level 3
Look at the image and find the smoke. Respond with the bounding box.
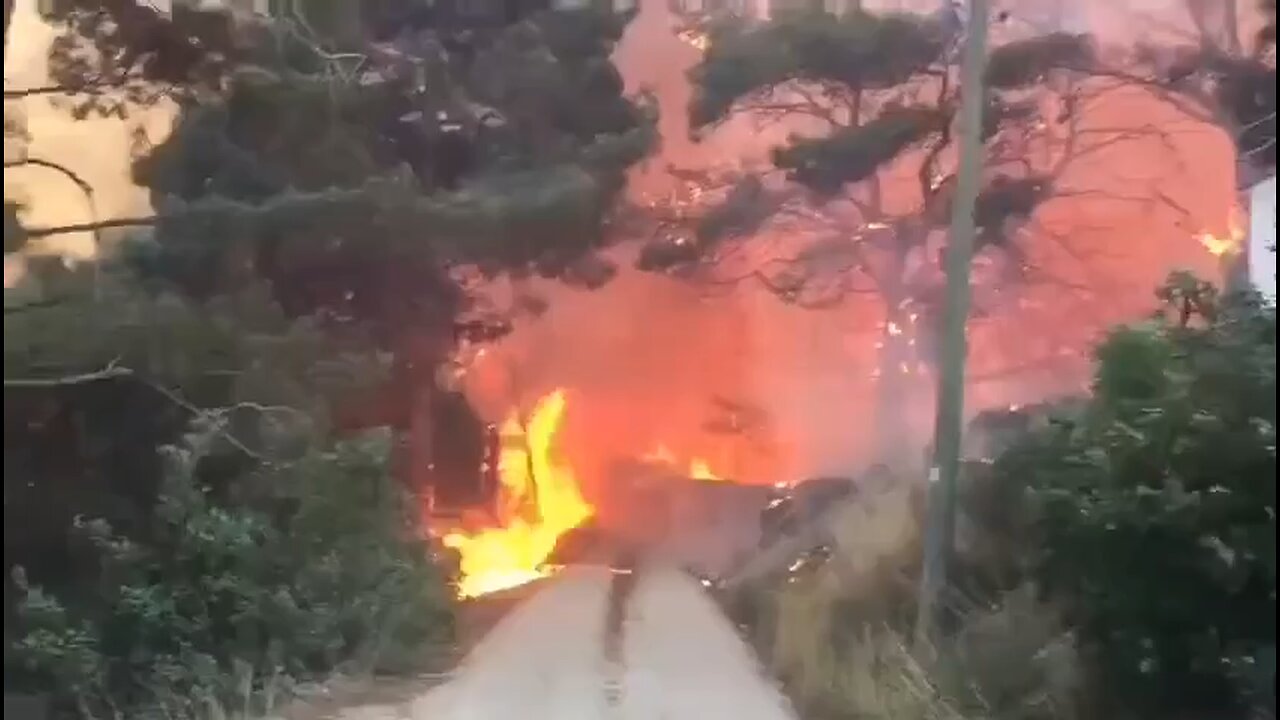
[465,0,1238,489]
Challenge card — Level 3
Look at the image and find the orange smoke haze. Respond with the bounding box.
[5,0,1245,495]
[462,0,1238,494]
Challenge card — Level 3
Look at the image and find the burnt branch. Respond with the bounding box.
[3,83,100,98]
[22,216,156,239]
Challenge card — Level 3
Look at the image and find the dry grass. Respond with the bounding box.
[773,579,968,720]
[765,481,956,719]
[760,480,1079,720]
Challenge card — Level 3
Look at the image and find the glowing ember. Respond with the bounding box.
[442,390,592,598]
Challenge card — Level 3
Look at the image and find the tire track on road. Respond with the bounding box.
[335,561,795,720]
[602,552,639,709]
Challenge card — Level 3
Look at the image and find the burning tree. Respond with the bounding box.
[647,7,1179,456]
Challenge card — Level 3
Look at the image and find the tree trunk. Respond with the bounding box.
[407,372,437,501]
[390,328,449,512]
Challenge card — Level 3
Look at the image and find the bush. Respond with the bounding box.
[731,275,1274,720]
[6,422,455,719]
[993,275,1276,718]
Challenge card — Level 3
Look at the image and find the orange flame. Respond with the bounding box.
[688,458,724,482]
[1198,206,1247,258]
[442,390,592,598]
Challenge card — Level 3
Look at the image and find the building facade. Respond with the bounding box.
[1247,175,1276,302]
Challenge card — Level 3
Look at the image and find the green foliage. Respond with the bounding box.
[695,174,773,243]
[124,11,653,340]
[991,275,1276,717]
[533,5,636,63]
[772,107,942,194]
[684,5,1065,272]
[7,426,455,719]
[985,34,1095,90]
[972,176,1049,247]
[687,16,797,128]
[733,275,1274,719]
[4,258,386,421]
[688,10,946,127]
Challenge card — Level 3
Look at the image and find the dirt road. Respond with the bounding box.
[336,565,795,720]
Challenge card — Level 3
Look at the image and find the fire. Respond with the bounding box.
[440,391,733,598]
[1198,231,1239,257]
[688,458,724,482]
[442,389,592,598]
[645,444,726,481]
[1198,207,1247,257]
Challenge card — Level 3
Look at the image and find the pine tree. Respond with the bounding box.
[7,0,654,496]
[671,8,1104,456]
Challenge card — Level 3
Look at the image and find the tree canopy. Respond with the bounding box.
[3,3,653,712]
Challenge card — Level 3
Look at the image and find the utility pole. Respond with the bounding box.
[915,0,989,648]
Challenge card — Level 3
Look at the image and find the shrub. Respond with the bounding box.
[994,276,1276,718]
[6,422,455,719]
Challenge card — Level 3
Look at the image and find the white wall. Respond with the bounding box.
[1249,175,1276,303]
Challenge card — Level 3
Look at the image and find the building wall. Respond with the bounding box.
[1248,175,1277,302]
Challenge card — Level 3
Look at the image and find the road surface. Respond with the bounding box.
[335,565,796,720]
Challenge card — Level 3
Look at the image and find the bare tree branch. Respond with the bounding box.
[22,216,156,239]
[6,157,105,256]
[3,84,93,99]
[135,377,305,465]
[4,355,304,463]
[3,358,132,387]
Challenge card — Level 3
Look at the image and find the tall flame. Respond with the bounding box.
[442,390,592,598]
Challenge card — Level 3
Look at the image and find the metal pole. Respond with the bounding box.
[915,0,989,648]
